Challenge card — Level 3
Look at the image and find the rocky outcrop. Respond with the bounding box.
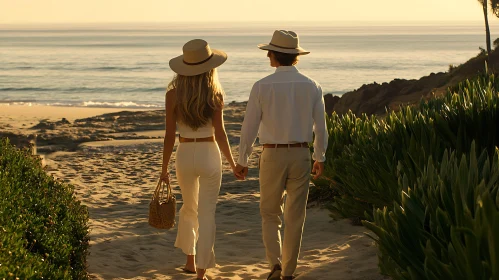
[329,72,449,116]
[32,118,71,130]
[73,110,166,131]
[324,48,499,116]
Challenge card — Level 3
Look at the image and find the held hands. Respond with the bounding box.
[233,161,322,180]
[233,164,248,180]
[312,161,324,179]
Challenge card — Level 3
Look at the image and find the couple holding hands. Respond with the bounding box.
[160,30,328,280]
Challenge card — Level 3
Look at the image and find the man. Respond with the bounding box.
[235,30,328,280]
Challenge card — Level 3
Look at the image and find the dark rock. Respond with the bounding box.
[32,121,56,130]
[32,118,71,130]
[323,94,340,115]
[73,110,166,131]
[0,132,37,152]
[332,72,449,116]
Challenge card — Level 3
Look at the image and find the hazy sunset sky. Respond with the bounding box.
[0,0,497,24]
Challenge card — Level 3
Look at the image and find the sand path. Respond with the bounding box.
[46,142,386,280]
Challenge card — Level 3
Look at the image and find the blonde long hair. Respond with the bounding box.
[167,69,224,130]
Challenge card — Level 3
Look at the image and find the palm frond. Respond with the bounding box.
[491,0,499,16]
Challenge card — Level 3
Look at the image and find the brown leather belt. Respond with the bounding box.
[179,136,215,143]
[263,142,308,148]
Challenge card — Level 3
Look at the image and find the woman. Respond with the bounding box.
[160,39,238,280]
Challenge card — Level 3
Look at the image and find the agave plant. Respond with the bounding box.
[363,142,499,279]
[313,72,499,221]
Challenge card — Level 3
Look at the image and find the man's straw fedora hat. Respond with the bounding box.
[258,30,310,55]
[169,39,227,76]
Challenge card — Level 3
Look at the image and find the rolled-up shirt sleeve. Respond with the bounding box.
[312,85,328,162]
[237,82,262,167]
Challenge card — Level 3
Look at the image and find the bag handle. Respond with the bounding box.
[153,179,173,203]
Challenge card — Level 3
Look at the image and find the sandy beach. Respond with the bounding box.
[0,104,387,280]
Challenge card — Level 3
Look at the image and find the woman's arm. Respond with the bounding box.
[160,89,177,182]
[213,108,237,173]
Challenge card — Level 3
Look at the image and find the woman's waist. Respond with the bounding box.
[177,138,220,153]
[178,135,215,143]
[177,128,214,138]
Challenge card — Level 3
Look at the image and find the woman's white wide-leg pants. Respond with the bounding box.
[174,141,222,269]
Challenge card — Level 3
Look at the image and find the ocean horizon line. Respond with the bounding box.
[0,20,495,29]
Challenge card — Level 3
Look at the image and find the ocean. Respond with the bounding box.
[0,22,496,108]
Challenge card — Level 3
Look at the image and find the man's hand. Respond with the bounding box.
[312,161,324,179]
[234,164,248,180]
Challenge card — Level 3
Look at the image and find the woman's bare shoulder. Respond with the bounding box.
[166,89,177,103]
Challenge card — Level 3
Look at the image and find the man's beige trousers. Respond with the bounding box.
[259,147,311,277]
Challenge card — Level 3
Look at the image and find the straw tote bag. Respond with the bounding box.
[149,179,176,229]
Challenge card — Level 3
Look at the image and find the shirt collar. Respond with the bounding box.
[275,66,299,73]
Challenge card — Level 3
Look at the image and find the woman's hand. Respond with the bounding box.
[233,164,247,180]
[160,171,170,184]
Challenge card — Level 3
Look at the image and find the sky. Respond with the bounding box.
[0,0,498,24]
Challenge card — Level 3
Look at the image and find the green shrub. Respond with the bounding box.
[0,138,89,279]
[314,73,499,220]
[363,142,499,279]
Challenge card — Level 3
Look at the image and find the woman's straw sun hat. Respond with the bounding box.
[169,39,227,76]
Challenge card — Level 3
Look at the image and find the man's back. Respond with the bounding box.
[237,65,326,167]
[255,66,323,145]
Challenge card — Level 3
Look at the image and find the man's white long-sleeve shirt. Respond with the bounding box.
[237,66,328,167]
